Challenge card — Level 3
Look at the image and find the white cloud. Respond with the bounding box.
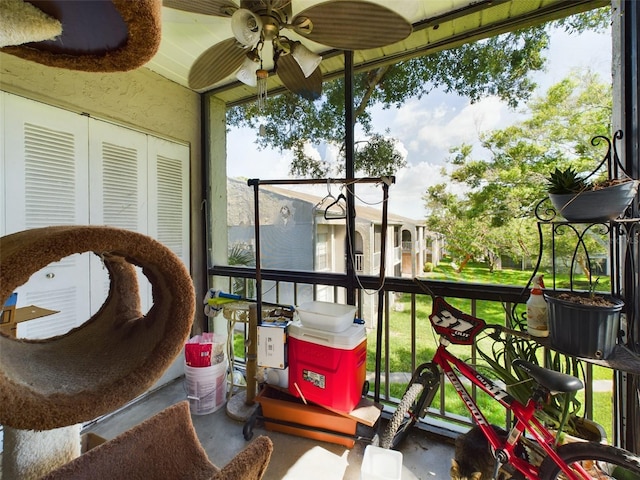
[390,94,514,166]
[350,161,444,220]
[226,128,291,179]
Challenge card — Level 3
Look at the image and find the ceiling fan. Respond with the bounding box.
[163,0,412,101]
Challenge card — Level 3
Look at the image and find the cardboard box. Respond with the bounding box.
[256,386,358,448]
[1,293,18,325]
[257,321,288,369]
[0,305,59,338]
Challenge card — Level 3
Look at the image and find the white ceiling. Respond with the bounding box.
[145,0,607,106]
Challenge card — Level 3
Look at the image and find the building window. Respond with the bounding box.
[316,232,328,270]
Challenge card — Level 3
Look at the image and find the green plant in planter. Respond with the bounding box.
[547,167,588,194]
[546,166,638,222]
[544,288,624,360]
[477,322,602,441]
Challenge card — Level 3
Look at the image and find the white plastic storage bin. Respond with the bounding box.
[296,301,356,332]
[361,445,403,480]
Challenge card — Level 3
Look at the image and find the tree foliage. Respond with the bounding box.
[423,72,613,270]
[227,8,609,179]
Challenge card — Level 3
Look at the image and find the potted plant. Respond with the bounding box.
[544,278,624,360]
[546,166,638,222]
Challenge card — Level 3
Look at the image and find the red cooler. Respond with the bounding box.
[288,322,367,413]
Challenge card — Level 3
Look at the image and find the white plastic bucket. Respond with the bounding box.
[184,360,228,415]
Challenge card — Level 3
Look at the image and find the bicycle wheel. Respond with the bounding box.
[379,362,440,450]
[539,441,640,480]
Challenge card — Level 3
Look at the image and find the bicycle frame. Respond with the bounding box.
[431,338,592,480]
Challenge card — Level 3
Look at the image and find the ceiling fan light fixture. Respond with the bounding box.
[291,41,321,78]
[231,8,262,46]
[236,55,259,86]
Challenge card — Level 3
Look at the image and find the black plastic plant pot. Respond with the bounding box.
[544,292,624,359]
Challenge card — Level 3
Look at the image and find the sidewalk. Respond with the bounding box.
[367,372,613,392]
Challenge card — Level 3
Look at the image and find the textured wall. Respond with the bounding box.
[0,53,199,143]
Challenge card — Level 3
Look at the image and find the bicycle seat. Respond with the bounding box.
[512,359,584,393]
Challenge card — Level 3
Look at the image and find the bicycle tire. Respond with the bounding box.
[379,362,440,450]
[539,441,640,480]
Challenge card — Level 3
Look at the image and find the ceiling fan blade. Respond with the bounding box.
[278,54,322,101]
[163,0,237,17]
[189,38,247,90]
[292,1,412,51]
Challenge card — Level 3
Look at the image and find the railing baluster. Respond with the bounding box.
[411,293,417,377]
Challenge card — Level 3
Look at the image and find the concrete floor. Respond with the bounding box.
[83,378,455,480]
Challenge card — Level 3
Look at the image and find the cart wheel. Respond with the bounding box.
[362,380,370,396]
[243,408,259,440]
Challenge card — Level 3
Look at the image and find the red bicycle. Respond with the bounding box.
[379,296,640,480]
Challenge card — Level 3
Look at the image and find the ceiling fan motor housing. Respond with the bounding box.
[241,0,291,42]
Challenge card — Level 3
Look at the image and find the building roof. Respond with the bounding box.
[228,178,425,227]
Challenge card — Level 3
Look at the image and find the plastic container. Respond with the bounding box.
[256,386,357,448]
[296,301,356,333]
[361,445,403,480]
[265,366,289,389]
[546,292,624,359]
[184,360,228,415]
[526,274,548,337]
[288,322,366,413]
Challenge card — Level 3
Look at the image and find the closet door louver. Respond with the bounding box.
[89,119,149,314]
[148,136,190,267]
[3,93,90,339]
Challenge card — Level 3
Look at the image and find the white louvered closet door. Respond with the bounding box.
[88,119,151,315]
[147,136,190,268]
[3,93,91,338]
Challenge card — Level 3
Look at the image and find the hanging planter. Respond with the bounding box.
[545,130,639,223]
[544,290,624,359]
[548,178,638,222]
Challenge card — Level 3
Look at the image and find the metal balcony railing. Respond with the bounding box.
[354,253,364,272]
[209,265,602,435]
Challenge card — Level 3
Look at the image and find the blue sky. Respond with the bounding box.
[227,26,612,219]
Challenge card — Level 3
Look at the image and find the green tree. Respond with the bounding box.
[228,243,255,298]
[227,9,609,179]
[424,71,613,271]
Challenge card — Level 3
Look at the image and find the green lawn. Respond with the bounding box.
[366,258,614,439]
[423,258,612,292]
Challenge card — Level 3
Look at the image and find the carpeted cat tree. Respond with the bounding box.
[0,4,272,478]
[0,0,162,72]
[0,226,196,478]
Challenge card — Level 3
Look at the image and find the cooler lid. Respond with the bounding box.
[288,321,366,349]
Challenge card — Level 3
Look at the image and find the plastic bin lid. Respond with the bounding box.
[288,321,366,349]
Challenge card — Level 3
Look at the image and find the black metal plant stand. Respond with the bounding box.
[517,131,639,449]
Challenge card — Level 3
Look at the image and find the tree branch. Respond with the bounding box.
[355,66,391,119]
